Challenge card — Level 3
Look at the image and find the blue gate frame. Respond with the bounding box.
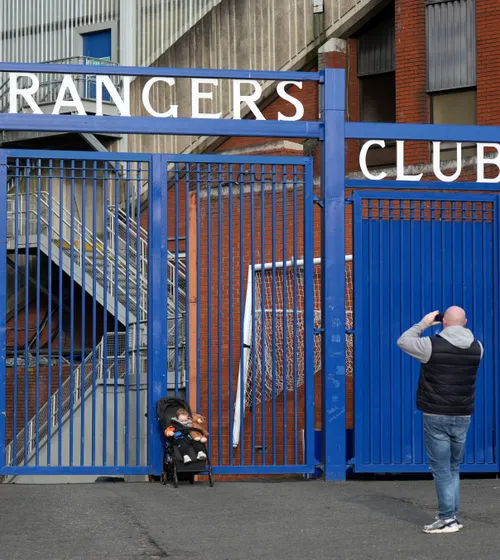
[0,62,330,478]
[2,62,500,480]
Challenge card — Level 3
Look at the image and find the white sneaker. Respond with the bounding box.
[430,514,463,530]
[197,451,207,460]
[423,518,460,534]
[183,454,192,463]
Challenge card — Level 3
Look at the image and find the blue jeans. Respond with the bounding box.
[423,414,471,520]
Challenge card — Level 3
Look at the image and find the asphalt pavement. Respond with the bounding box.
[1,477,500,559]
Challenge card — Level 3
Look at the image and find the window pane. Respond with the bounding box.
[432,89,476,125]
[360,73,396,123]
[432,89,476,160]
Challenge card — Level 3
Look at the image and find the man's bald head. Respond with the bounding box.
[443,306,467,328]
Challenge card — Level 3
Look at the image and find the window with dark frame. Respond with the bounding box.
[426,0,477,159]
[357,3,396,167]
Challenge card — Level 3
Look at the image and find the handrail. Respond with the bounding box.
[0,56,121,113]
[8,192,148,321]
[5,325,148,467]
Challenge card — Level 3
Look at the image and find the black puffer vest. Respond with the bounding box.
[417,335,482,416]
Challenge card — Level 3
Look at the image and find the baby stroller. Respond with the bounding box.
[156,397,214,488]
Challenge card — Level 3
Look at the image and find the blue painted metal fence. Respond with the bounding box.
[353,191,498,473]
[149,154,317,476]
[0,149,318,477]
[0,151,151,476]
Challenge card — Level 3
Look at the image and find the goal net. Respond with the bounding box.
[232,256,353,446]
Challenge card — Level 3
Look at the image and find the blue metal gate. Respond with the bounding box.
[0,149,317,477]
[0,150,152,477]
[149,154,317,476]
[353,191,499,473]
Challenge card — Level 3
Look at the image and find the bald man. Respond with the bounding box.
[397,307,483,534]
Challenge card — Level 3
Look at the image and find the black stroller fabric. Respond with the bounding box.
[157,397,192,431]
[156,396,214,486]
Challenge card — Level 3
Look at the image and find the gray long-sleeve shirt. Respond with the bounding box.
[397,319,484,364]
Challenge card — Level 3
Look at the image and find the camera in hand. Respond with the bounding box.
[435,312,444,323]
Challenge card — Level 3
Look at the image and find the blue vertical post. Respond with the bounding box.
[0,153,7,469]
[321,68,347,481]
[148,154,168,475]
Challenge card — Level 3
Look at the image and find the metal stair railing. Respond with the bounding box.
[109,205,187,313]
[0,56,121,114]
[7,192,148,322]
[5,325,148,468]
[4,189,188,471]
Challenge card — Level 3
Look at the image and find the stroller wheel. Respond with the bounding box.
[172,467,178,488]
[189,475,195,485]
[160,472,167,486]
[208,468,215,487]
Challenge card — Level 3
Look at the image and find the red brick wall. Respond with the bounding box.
[395,0,430,163]
[477,0,500,126]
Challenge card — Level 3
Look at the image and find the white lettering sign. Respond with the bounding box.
[7,73,305,121]
[359,140,498,183]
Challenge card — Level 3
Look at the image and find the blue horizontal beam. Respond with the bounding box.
[165,154,310,165]
[349,186,499,199]
[354,464,498,474]
[3,148,152,162]
[0,114,322,139]
[346,121,500,143]
[0,61,322,82]
[0,466,151,475]
[212,465,315,475]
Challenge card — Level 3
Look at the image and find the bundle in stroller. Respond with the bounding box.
[156,397,214,487]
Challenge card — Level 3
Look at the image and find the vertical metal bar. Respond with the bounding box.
[80,161,87,466]
[0,152,7,469]
[124,162,131,466]
[271,164,277,465]
[352,193,363,468]
[91,160,98,466]
[69,160,76,466]
[35,160,42,466]
[136,162,142,467]
[238,163,245,464]
[47,161,53,465]
[282,166,288,465]
[494,197,500,470]
[113,167,119,466]
[196,163,201,415]
[292,165,298,464]
[13,160,20,467]
[228,164,234,464]
[185,164,191,405]
[250,164,256,466]
[174,163,179,396]
[148,155,168,474]
[303,159,315,469]
[58,160,63,466]
[207,164,213,456]
[24,159,30,466]
[321,68,346,480]
[261,163,266,465]
[217,162,223,465]
[102,161,109,466]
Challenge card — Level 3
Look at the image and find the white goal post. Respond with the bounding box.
[232,255,353,447]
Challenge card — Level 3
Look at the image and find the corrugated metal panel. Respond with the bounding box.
[427,0,476,92]
[357,8,395,77]
[0,0,119,64]
[0,0,223,67]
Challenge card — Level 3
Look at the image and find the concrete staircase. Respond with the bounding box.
[4,186,186,472]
